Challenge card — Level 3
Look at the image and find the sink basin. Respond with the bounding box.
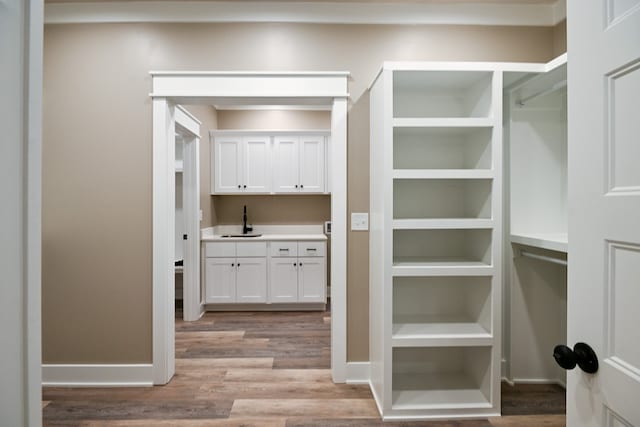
[220,234,262,238]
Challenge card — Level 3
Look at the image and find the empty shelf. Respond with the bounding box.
[393,170,494,179]
[392,373,492,410]
[392,321,492,347]
[510,232,567,253]
[392,258,494,277]
[393,219,494,230]
[393,118,494,128]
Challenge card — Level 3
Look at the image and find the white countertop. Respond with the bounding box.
[201,225,328,242]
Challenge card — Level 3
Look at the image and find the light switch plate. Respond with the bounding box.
[351,213,369,231]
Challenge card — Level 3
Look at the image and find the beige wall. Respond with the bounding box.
[217,110,331,130]
[43,22,557,364]
[553,20,567,58]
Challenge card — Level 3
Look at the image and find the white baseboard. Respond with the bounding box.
[42,364,153,387]
[345,361,370,384]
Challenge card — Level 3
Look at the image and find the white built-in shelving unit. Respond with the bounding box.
[369,63,502,420]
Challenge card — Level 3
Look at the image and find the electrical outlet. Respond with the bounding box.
[351,213,369,231]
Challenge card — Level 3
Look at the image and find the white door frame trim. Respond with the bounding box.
[175,106,203,322]
[151,71,350,384]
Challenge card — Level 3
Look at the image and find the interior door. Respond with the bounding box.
[566,1,640,426]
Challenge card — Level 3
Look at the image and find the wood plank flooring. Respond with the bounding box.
[43,308,565,426]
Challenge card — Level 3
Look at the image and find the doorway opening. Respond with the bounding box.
[151,71,350,385]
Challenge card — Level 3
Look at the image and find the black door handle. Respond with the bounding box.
[553,342,599,374]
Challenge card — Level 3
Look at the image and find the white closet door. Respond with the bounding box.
[567,1,640,426]
[273,136,300,193]
[299,135,325,193]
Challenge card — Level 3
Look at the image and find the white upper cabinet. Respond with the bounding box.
[212,131,329,195]
[214,137,242,193]
[299,135,325,193]
[243,136,271,193]
[212,135,271,194]
[273,136,300,193]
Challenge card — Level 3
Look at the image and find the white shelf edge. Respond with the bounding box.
[392,170,494,180]
[392,335,493,348]
[392,265,494,277]
[510,233,568,253]
[393,219,494,230]
[393,118,495,128]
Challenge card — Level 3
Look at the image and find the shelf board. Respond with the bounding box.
[393,219,494,230]
[392,373,492,410]
[393,169,494,180]
[510,232,567,253]
[392,258,494,277]
[393,117,494,128]
[392,321,492,347]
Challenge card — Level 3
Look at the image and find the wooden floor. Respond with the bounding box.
[43,308,565,426]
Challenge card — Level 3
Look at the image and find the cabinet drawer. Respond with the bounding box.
[205,242,235,257]
[236,242,267,257]
[271,241,298,257]
[298,241,326,257]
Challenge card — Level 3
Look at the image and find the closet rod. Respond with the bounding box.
[517,80,567,106]
[519,250,567,266]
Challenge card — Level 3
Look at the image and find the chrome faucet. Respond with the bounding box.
[242,205,253,235]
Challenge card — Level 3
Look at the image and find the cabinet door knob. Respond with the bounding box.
[237,263,240,267]
[231,263,235,267]
[300,185,304,189]
[295,185,298,188]
[243,185,247,188]
[237,185,241,189]
[293,263,297,266]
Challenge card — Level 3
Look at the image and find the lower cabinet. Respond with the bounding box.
[204,257,267,303]
[269,241,326,304]
[204,239,326,306]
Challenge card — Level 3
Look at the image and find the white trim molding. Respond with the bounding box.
[45,1,566,26]
[42,364,154,387]
[346,362,371,384]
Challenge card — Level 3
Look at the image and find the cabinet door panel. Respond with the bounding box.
[214,138,242,193]
[298,257,326,303]
[236,257,267,303]
[273,136,300,193]
[243,136,271,193]
[270,257,299,303]
[205,257,236,303]
[299,136,325,193]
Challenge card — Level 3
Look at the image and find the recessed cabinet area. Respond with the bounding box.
[369,56,568,420]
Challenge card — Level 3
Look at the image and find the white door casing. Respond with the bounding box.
[175,106,201,322]
[567,1,640,426]
[151,71,350,385]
